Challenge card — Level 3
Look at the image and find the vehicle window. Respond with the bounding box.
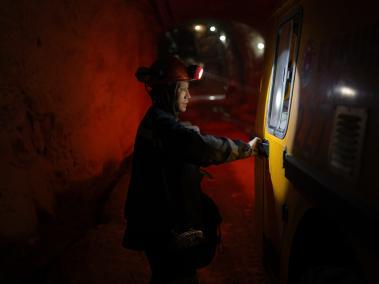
[267,14,301,138]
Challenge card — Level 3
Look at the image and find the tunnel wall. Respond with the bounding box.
[218,22,264,133]
[0,0,159,278]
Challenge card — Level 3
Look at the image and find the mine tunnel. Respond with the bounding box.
[0,1,273,283]
[2,0,379,283]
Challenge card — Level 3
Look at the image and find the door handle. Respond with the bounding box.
[258,139,269,158]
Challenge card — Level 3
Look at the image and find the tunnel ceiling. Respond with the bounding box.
[152,0,283,31]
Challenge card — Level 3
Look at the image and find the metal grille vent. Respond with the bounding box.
[329,107,367,179]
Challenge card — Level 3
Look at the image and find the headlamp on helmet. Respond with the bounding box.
[187,65,203,80]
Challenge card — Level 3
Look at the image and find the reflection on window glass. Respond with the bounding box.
[267,14,300,138]
[269,24,291,129]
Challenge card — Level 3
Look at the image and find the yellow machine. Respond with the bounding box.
[255,0,379,283]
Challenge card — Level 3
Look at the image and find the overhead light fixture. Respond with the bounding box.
[210,26,216,32]
[257,42,265,50]
[194,25,202,31]
[219,35,226,42]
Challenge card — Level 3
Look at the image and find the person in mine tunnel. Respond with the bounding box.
[122,56,261,284]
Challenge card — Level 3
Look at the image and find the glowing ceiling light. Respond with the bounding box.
[194,25,202,31]
[210,26,216,32]
[209,96,216,100]
[219,35,226,42]
[257,42,265,50]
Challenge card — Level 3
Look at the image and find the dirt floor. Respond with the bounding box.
[46,104,266,284]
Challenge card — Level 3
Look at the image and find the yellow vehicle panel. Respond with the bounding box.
[255,0,379,283]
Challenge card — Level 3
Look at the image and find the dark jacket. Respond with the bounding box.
[123,106,252,250]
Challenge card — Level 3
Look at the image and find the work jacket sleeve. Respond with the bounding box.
[155,113,253,167]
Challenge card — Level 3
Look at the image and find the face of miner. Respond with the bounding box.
[176,81,191,112]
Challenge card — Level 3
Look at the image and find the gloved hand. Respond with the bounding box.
[248,137,262,156]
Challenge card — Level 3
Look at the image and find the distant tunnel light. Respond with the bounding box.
[257,42,265,50]
[194,25,202,31]
[209,96,216,100]
[219,35,226,42]
[210,26,216,32]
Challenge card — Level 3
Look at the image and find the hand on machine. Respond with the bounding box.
[248,137,262,156]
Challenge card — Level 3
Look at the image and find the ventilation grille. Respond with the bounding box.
[329,107,367,180]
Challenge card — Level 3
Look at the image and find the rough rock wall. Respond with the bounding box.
[0,0,159,279]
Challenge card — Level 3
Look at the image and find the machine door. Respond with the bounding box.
[259,10,302,278]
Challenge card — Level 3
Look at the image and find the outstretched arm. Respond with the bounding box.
[156,113,261,166]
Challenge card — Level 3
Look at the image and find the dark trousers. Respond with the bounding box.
[145,245,199,284]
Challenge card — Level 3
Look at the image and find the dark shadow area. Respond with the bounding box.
[0,157,132,283]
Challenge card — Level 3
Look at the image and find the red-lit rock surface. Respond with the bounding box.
[45,104,265,284]
[0,0,273,282]
[0,0,160,281]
